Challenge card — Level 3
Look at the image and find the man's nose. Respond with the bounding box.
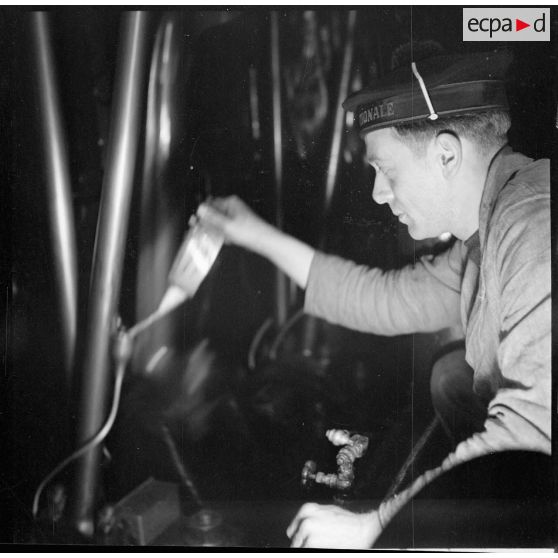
[372,173,393,205]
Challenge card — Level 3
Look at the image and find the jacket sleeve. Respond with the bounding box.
[304,241,465,335]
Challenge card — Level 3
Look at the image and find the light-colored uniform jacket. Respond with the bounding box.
[304,146,550,524]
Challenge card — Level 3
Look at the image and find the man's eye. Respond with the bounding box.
[374,163,390,176]
[381,166,394,178]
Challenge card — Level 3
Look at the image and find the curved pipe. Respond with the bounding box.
[72,11,151,536]
[30,12,78,382]
[268,308,304,361]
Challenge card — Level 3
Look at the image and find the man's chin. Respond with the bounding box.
[406,224,425,241]
[409,228,444,241]
[408,231,437,242]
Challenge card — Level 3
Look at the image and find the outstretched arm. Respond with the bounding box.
[198,196,464,335]
[197,196,315,289]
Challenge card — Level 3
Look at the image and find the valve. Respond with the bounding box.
[300,429,369,493]
[301,460,318,489]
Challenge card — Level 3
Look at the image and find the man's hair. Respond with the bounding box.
[393,110,511,155]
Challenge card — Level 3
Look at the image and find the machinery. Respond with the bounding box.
[22,9,380,545]
[8,6,555,549]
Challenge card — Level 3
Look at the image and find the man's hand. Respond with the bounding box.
[196,195,316,288]
[196,196,272,254]
[286,503,382,549]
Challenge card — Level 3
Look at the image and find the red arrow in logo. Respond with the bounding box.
[516,18,530,31]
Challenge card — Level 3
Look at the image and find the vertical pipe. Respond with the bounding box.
[323,10,357,212]
[30,12,78,383]
[270,11,288,326]
[72,11,150,536]
[302,10,357,357]
[133,15,176,374]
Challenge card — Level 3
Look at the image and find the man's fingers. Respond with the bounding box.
[286,503,319,539]
[289,522,308,548]
[287,504,380,549]
[286,513,301,539]
[197,203,227,228]
[207,196,237,215]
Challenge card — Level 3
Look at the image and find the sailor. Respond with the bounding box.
[196,48,551,548]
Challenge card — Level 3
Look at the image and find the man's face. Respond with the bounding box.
[364,128,450,240]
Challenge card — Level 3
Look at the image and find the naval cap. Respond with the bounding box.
[343,49,512,137]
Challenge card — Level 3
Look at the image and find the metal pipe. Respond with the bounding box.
[270,11,289,327]
[30,12,78,382]
[160,424,203,509]
[323,10,357,212]
[133,14,180,374]
[302,10,357,357]
[72,11,150,536]
[384,416,440,500]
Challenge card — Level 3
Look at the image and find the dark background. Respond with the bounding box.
[2,6,556,547]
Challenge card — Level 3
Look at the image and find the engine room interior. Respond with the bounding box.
[4,6,556,549]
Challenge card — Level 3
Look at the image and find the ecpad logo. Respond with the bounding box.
[463,8,550,42]
[468,14,545,38]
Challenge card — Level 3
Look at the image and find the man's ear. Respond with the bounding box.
[434,131,462,178]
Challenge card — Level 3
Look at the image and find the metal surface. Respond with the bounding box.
[30,12,78,381]
[270,11,289,327]
[72,11,151,536]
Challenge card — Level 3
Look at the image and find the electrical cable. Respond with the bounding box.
[32,219,223,520]
[268,308,305,360]
[31,284,190,518]
[247,317,274,370]
[32,358,126,519]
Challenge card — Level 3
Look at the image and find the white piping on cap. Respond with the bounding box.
[412,62,439,121]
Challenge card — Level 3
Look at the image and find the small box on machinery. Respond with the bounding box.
[113,477,180,545]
